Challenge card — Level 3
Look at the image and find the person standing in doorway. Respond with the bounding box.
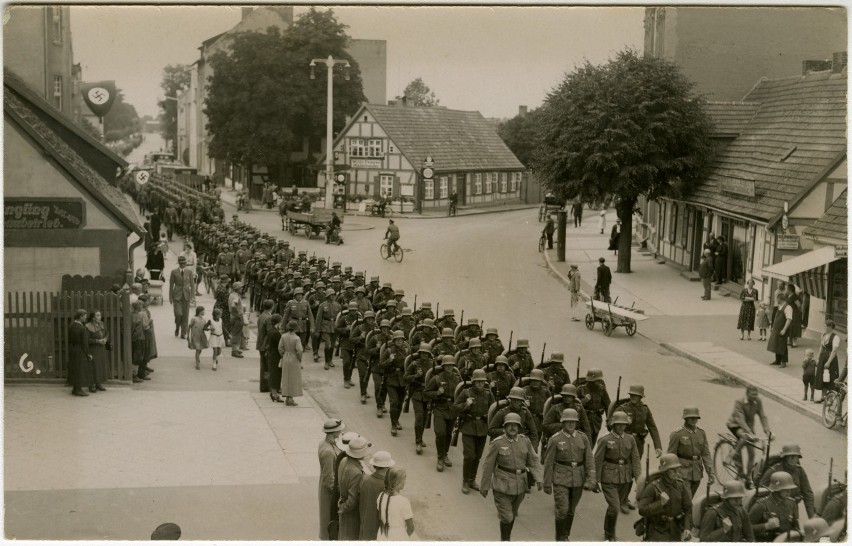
[785,284,803,348]
[714,235,728,284]
[699,250,714,300]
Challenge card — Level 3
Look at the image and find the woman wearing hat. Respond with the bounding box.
[377,467,415,540]
[360,451,396,540]
[277,320,303,406]
[338,437,371,540]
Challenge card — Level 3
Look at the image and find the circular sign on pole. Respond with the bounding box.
[335,173,346,183]
[422,167,434,179]
[135,170,150,185]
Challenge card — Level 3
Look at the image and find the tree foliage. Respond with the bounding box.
[103,89,140,142]
[205,8,366,182]
[157,64,190,153]
[532,50,715,272]
[396,77,440,107]
[498,108,541,168]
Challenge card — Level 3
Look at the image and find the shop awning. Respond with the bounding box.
[762,246,837,299]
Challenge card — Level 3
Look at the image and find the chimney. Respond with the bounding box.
[518,105,528,116]
[241,7,253,20]
[833,51,847,73]
[401,95,408,107]
[802,59,833,75]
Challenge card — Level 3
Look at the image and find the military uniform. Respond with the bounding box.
[594,431,641,540]
[368,329,392,413]
[543,429,595,540]
[543,399,591,439]
[410,326,437,348]
[759,462,815,517]
[404,354,435,447]
[508,350,535,379]
[481,432,543,527]
[543,364,570,393]
[490,368,515,400]
[700,502,755,542]
[335,313,361,385]
[283,297,314,346]
[489,405,540,448]
[354,295,372,316]
[425,368,463,463]
[458,349,487,380]
[667,425,713,496]
[314,299,341,367]
[392,316,416,340]
[216,249,236,278]
[352,320,377,400]
[431,338,458,359]
[455,384,496,488]
[236,248,252,282]
[749,493,798,541]
[481,337,505,365]
[579,382,611,443]
[435,315,458,332]
[379,340,410,429]
[524,382,551,444]
[638,475,693,541]
[616,399,662,460]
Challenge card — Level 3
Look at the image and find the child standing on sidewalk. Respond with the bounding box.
[802,348,817,401]
[188,306,209,370]
[756,302,771,340]
[208,308,226,370]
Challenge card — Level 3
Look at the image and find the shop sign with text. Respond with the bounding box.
[4,199,86,229]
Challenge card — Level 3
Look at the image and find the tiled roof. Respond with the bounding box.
[804,189,847,243]
[364,104,526,172]
[703,101,759,135]
[4,78,145,235]
[684,70,847,222]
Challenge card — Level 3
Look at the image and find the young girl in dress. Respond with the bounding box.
[377,467,414,541]
[756,302,771,341]
[188,306,209,370]
[207,308,226,370]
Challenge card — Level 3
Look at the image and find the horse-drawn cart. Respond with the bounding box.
[584,299,648,337]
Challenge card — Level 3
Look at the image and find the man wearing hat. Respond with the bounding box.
[489,387,540,449]
[371,282,392,309]
[336,281,356,308]
[542,353,570,392]
[508,339,535,379]
[455,368,496,493]
[699,249,714,300]
[637,454,693,541]
[168,255,196,339]
[391,307,416,340]
[614,384,662,466]
[594,410,641,541]
[758,444,815,518]
[410,318,438,348]
[481,328,505,365]
[353,311,378,404]
[543,383,591,440]
[377,300,400,324]
[578,368,611,443]
[425,355,463,472]
[458,337,488,381]
[337,436,371,540]
[278,241,295,266]
[335,303,362,387]
[667,407,714,497]
[543,408,596,541]
[699,480,755,541]
[235,240,252,285]
[380,330,411,436]
[318,418,345,539]
[727,385,772,489]
[314,288,341,369]
[455,318,482,350]
[359,451,395,540]
[414,301,434,323]
[256,299,276,392]
[480,412,544,541]
[228,281,246,357]
[749,471,800,541]
[594,257,612,303]
[393,289,409,311]
[489,356,516,401]
[283,287,315,347]
[366,276,381,301]
[435,308,458,332]
[568,264,582,321]
[369,319,393,417]
[404,343,436,453]
[524,369,552,443]
[431,328,459,359]
[353,285,372,315]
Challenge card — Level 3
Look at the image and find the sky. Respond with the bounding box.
[70,5,644,119]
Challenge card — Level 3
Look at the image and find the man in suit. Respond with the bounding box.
[571,199,583,227]
[168,255,195,338]
[594,257,612,303]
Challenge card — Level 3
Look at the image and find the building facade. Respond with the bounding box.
[321,104,526,212]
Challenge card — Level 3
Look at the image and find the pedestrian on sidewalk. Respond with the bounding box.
[571,199,583,227]
[756,302,771,341]
[187,305,209,370]
[598,206,607,234]
[568,264,582,321]
[699,250,714,300]
[69,308,94,396]
[85,310,109,392]
[277,320,303,406]
[813,319,841,403]
[318,418,345,540]
[714,235,728,284]
[802,349,817,401]
[608,220,621,255]
[544,215,556,249]
[228,282,245,358]
[139,295,157,379]
[771,282,787,323]
[168,255,195,338]
[737,279,758,340]
[785,285,803,348]
[360,451,396,540]
[338,436,371,540]
[265,315,283,402]
[208,308,226,371]
[130,301,148,383]
[377,467,415,541]
[767,297,792,368]
[594,257,612,303]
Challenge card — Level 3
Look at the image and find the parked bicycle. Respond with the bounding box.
[380,238,404,262]
[822,381,847,429]
[538,232,546,253]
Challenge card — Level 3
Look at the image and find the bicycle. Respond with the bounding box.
[538,232,546,252]
[822,382,847,429]
[713,432,769,485]
[448,201,457,217]
[380,239,404,262]
[200,263,217,294]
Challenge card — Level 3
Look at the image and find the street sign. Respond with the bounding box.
[835,245,847,258]
[135,170,150,185]
[421,167,434,180]
[335,173,347,183]
[424,156,434,167]
[777,234,799,250]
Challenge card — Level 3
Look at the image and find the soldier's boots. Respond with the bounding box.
[360,395,367,404]
[462,481,470,494]
[442,455,452,467]
[416,441,423,455]
[391,423,398,436]
[437,457,444,472]
[556,517,572,541]
[377,407,384,418]
[499,521,514,542]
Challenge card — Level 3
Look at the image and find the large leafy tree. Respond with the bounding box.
[498,108,541,168]
[157,64,190,154]
[396,77,440,107]
[533,50,715,273]
[205,8,366,182]
[103,89,140,142]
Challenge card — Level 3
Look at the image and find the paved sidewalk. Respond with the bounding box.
[543,210,837,424]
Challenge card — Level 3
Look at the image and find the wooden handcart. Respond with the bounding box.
[584,299,648,337]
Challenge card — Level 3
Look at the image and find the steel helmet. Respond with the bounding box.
[610,411,630,426]
[354,286,366,294]
[315,281,326,289]
[395,289,405,296]
[293,287,304,295]
[441,328,454,338]
[516,339,530,348]
[471,369,488,382]
[420,302,432,309]
[560,408,579,422]
[363,310,376,319]
[468,338,482,348]
[486,328,498,336]
[768,471,797,492]
[780,444,802,458]
[508,387,526,401]
[392,330,405,340]
[347,302,358,311]
[682,407,701,419]
[380,319,391,328]
[385,300,397,308]
[549,352,565,363]
[495,355,509,367]
[721,481,746,499]
[803,518,830,541]
[628,384,645,397]
[561,384,578,397]
[423,318,435,328]
[401,307,413,316]
[443,309,454,316]
[658,453,682,471]
[325,288,336,297]
[503,412,523,426]
[529,369,546,382]
[418,343,432,354]
[586,368,604,381]
[441,355,456,366]
[467,318,479,326]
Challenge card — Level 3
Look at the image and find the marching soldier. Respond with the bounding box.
[481,328,505,365]
[489,356,516,400]
[458,337,488,380]
[594,411,641,541]
[455,369,496,494]
[508,339,535,379]
[283,287,315,347]
[414,301,434,323]
[353,286,372,315]
[365,276,381,301]
[369,319,393,418]
[336,281,356,308]
[699,480,755,541]
[637,454,693,542]
[216,243,236,279]
[306,281,324,360]
[372,283,394,310]
[393,289,409,311]
[543,408,596,541]
[524,369,551,444]
[377,300,399,324]
[456,318,482,349]
[489,387,540,449]
[758,444,815,518]
[335,303,361,388]
[542,353,570,392]
[352,311,377,404]
[432,328,459,359]
[667,407,714,497]
[352,271,365,288]
[379,330,410,436]
[410,318,438,347]
[393,307,417,339]
[278,241,295,266]
[615,384,662,509]
[543,383,591,440]
[579,368,610,443]
[435,309,458,332]
[315,288,341,369]
[480,412,544,542]
[749,471,799,541]
[425,355,463,472]
[403,343,435,454]
[235,240,252,283]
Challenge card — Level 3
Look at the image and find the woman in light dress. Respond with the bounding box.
[207,308,226,370]
[187,305,209,370]
[278,320,303,406]
[598,206,607,234]
[377,467,414,541]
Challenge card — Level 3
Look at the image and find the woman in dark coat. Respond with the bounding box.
[737,279,758,340]
[766,298,792,368]
[266,315,283,402]
[86,310,109,392]
[608,220,621,255]
[785,284,802,347]
[814,319,841,402]
[714,235,728,284]
[69,308,93,396]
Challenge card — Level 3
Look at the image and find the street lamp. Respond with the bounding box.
[310,55,351,209]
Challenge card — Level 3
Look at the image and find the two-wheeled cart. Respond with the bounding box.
[584,299,648,337]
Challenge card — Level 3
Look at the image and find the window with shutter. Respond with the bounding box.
[439,176,448,198]
[424,179,434,200]
[475,173,483,195]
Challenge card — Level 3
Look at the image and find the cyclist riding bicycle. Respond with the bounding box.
[385,219,400,254]
[726,385,773,487]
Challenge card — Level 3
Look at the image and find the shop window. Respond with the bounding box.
[485,173,492,194]
[475,173,483,194]
[451,175,457,195]
[380,175,394,197]
[679,206,689,247]
[424,179,434,200]
[439,176,448,198]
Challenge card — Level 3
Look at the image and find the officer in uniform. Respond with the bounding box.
[579,368,611,443]
[489,387,540,449]
[543,383,591,440]
[508,339,535,379]
[379,330,410,436]
[615,384,662,509]
[279,241,295,266]
[542,353,570,393]
[749,471,800,541]
[425,355,463,472]
[458,337,488,381]
[455,368,496,494]
[699,480,755,541]
[306,281,325,360]
[667,407,714,497]
[435,309,458,332]
[480,412,544,542]
[431,328,459,359]
[543,408,596,541]
[403,343,435,454]
[758,444,815,518]
[524,369,552,446]
[481,328,505,365]
[489,356,516,400]
[637,454,693,542]
[353,311,378,404]
[283,287,315,347]
[335,303,361,387]
[369,319,393,418]
[594,410,641,541]
[235,240,252,284]
[315,288,341,369]
[410,318,438,347]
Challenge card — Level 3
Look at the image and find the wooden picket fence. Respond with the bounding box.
[4,291,132,382]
